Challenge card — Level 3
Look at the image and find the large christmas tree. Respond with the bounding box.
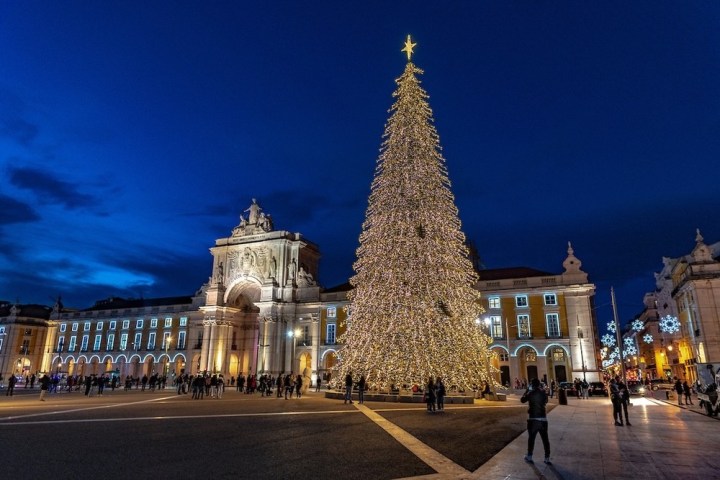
[337,36,494,392]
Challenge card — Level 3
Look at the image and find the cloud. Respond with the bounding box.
[8,165,97,209]
[0,117,38,146]
[0,193,40,225]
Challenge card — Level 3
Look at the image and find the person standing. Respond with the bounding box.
[436,377,446,411]
[276,373,283,398]
[674,378,684,406]
[315,376,321,392]
[295,374,303,399]
[617,377,631,426]
[549,380,556,399]
[357,375,366,404]
[610,378,623,426]
[39,374,50,401]
[6,374,17,396]
[344,371,353,404]
[425,377,436,412]
[682,380,694,405]
[521,378,551,465]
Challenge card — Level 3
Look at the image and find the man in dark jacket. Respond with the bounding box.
[521,378,551,465]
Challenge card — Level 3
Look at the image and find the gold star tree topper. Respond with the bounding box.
[401,34,416,61]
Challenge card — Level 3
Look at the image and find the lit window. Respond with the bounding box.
[164,318,172,328]
[327,324,336,344]
[148,332,156,350]
[69,336,77,352]
[107,334,115,351]
[84,322,91,331]
[134,333,142,350]
[546,314,560,337]
[552,348,565,361]
[96,322,103,331]
[525,350,537,362]
[162,332,171,349]
[544,293,557,306]
[60,324,67,333]
[122,320,130,329]
[81,335,89,351]
[93,335,102,351]
[179,317,188,327]
[488,297,501,309]
[490,315,503,338]
[177,331,186,349]
[327,307,337,318]
[72,323,79,332]
[518,315,531,338]
[120,333,128,350]
[150,318,158,328]
[136,320,144,329]
[0,326,4,334]
[515,296,528,308]
[57,337,65,351]
[499,352,509,362]
[109,321,116,330]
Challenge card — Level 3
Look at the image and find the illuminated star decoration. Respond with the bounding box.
[606,320,616,333]
[659,315,680,334]
[643,333,653,344]
[401,34,416,61]
[631,319,644,332]
[601,333,616,347]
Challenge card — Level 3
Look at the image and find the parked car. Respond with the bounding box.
[649,379,674,391]
[589,381,608,397]
[627,380,646,396]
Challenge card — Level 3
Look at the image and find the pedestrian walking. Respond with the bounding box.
[39,374,50,401]
[6,374,17,396]
[315,376,321,392]
[683,380,693,405]
[521,378,551,465]
[276,373,283,398]
[610,377,623,425]
[549,380,555,399]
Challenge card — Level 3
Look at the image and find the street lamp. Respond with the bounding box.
[577,320,587,382]
[0,330,6,385]
[475,317,496,399]
[164,336,173,379]
[287,328,300,373]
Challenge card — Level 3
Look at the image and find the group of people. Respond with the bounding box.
[424,376,447,412]
[674,377,694,406]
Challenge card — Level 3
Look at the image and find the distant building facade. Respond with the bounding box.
[629,230,720,383]
[476,243,599,386]
[0,200,598,388]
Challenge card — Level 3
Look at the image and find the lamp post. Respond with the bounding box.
[164,336,173,379]
[577,319,587,383]
[287,328,300,373]
[475,317,496,399]
[0,330,6,386]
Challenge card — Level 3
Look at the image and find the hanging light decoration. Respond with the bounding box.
[631,319,644,332]
[659,315,680,334]
[643,333,653,344]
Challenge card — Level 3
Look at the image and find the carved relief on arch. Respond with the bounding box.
[227,246,272,282]
[224,279,261,313]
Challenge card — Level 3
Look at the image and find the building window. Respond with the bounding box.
[72,322,79,332]
[93,335,101,351]
[20,339,30,355]
[488,297,501,309]
[177,331,186,349]
[60,323,67,333]
[544,293,557,306]
[80,335,89,352]
[490,315,503,338]
[150,318,158,328]
[515,295,528,308]
[57,337,65,351]
[136,320,144,329]
[84,322,91,331]
[179,317,188,327]
[148,332,156,350]
[122,320,130,329]
[518,315,531,338]
[546,313,560,337]
[120,333,128,351]
[0,326,4,334]
[107,334,115,351]
[327,324,336,345]
[162,332,172,349]
[0,338,4,352]
[525,350,537,362]
[68,336,77,352]
[96,322,103,331]
[109,321,116,330]
[327,307,337,318]
[552,348,565,362]
[134,333,142,350]
[499,352,509,362]
[164,317,172,328]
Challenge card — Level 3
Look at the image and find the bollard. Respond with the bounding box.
[558,387,568,405]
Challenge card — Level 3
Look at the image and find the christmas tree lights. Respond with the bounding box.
[335,37,494,392]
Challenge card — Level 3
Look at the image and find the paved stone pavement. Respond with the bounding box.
[431,392,719,480]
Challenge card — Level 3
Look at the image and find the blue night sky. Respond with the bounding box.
[1,3,719,330]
